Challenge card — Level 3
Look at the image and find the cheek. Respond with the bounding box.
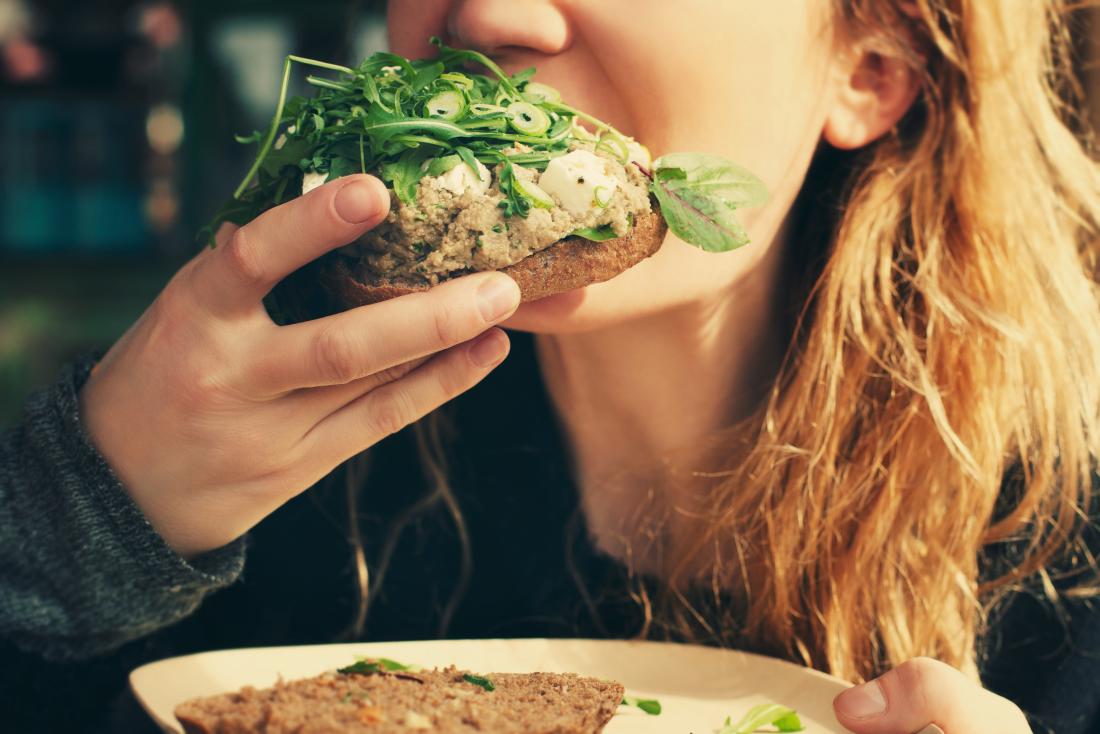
[586,1,834,194]
[504,2,835,333]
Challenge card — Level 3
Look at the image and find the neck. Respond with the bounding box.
[536,243,788,577]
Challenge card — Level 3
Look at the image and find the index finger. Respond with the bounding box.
[194,175,389,315]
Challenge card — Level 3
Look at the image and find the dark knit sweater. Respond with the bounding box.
[1,333,1097,734]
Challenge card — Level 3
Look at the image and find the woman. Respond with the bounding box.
[2,1,1098,732]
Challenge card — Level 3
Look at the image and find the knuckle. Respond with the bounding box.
[894,657,945,710]
[223,227,267,287]
[313,327,361,384]
[375,361,417,387]
[369,391,416,437]
[173,361,232,415]
[436,353,471,396]
[430,301,465,347]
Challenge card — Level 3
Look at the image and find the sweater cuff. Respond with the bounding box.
[62,354,247,589]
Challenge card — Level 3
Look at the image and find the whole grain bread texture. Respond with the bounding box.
[269,206,667,322]
[175,666,625,734]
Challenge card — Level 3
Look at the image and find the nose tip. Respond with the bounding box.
[447,0,571,56]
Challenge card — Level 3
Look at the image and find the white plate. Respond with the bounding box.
[131,637,850,733]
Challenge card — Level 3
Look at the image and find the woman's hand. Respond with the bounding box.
[79,174,520,558]
[833,657,1031,733]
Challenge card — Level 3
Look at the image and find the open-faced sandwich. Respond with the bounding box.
[206,39,767,314]
[174,658,625,734]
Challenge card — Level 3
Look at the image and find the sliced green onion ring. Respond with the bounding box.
[426,90,466,120]
[507,102,551,135]
[469,102,506,116]
[522,82,561,104]
[439,71,474,90]
[596,132,631,163]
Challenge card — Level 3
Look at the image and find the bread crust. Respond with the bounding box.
[270,205,666,321]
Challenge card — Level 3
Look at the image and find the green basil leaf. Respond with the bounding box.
[650,152,767,253]
[570,224,618,242]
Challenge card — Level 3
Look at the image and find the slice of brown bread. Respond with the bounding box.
[325,205,668,306]
[175,665,625,734]
[268,205,667,323]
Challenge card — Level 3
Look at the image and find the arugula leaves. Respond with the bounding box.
[380,148,433,205]
[650,152,767,253]
[496,159,532,218]
[715,703,804,734]
[206,41,769,257]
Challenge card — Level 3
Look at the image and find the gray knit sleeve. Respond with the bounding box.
[0,355,246,660]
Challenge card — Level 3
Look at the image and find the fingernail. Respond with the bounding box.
[334,179,383,223]
[835,680,887,720]
[469,330,508,368]
[476,275,520,322]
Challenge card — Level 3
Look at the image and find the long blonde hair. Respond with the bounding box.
[346,0,1100,683]
[653,0,1100,681]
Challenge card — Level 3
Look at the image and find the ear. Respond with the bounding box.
[823,49,921,150]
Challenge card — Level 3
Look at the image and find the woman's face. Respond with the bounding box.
[387,0,839,333]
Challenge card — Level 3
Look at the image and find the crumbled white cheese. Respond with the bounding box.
[429,159,492,196]
[301,171,329,195]
[403,710,432,729]
[538,149,619,215]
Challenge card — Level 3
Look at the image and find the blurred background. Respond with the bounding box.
[0,1,1098,422]
[0,0,386,420]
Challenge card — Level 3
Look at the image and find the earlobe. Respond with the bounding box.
[823,51,921,150]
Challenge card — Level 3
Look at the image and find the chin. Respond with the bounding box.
[502,233,773,335]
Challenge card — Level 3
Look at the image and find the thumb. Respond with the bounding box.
[832,658,1030,734]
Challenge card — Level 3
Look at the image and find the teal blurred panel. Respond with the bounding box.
[0,184,71,251]
[73,184,148,251]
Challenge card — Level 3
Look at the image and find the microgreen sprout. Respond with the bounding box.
[462,673,495,691]
[715,703,804,734]
[337,657,419,675]
[620,696,662,715]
